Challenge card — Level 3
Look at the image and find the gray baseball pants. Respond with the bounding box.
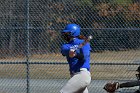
[60,68,91,93]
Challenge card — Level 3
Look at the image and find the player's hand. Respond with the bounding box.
[69,49,76,58]
[103,82,119,93]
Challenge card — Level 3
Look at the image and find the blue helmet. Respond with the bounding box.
[62,24,80,37]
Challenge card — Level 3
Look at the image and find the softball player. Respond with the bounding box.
[104,66,140,93]
[60,24,91,93]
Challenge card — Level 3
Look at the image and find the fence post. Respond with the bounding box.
[25,0,30,92]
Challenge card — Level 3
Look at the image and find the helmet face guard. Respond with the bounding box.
[136,66,140,80]
[136,73,140,80]
[61,32,73,42]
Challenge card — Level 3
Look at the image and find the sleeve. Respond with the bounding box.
[74,50,84,60]
[61,45,69,56]
[82,43,91,57]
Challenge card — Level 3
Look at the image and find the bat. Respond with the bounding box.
[78,35,93,49]
[69,35,93,58]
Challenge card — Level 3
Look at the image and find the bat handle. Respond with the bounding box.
[88,35,93,41]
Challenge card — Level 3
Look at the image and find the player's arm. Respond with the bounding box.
[69,49,84,60]
[61,44,84,60]
[69,42,91,60]
[119,81,140,88]
[61,45,69,56]
[103,81,140,92]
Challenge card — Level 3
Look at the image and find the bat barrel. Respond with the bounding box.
[88,35,93,41]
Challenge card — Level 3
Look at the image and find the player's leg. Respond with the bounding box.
[60,69,91,93]
[83,87,88,93]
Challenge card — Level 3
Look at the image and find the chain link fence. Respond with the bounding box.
[0,0,140,93]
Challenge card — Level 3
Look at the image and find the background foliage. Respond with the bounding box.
[0,0,140,57]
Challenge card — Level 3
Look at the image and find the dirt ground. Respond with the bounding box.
[0,49,139,63]
[0,49,139,80]
[29,49,140,63]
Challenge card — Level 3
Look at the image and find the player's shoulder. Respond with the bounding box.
[61,43,70,49]
[74,38,84,44]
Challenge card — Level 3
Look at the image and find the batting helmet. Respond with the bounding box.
[136,66,140,72]
[62,24,80,37]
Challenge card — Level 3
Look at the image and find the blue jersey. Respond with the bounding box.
[61,38,91,74]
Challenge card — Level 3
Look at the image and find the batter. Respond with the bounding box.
[60,24,91,93]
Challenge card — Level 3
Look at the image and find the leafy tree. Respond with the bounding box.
[111,0,133,5]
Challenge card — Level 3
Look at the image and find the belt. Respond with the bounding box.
[80,68,88,71]
[71,68,89,76]
[71,68,88,74]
